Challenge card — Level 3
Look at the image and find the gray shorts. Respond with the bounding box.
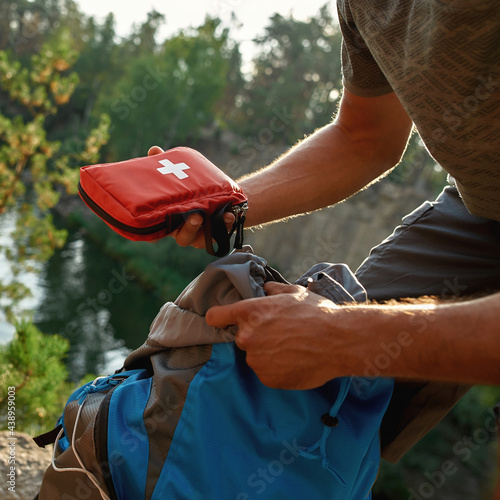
[356,185,500,300]
[353,185,500,462]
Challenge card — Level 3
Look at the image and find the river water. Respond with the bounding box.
[0,215,165,382]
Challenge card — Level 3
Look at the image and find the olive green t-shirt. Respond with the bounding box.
[337,0,500,221]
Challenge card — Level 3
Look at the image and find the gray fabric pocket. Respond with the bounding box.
[295,262,368,304]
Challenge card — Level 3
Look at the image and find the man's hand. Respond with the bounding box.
[207,283,500,390]
[205,281,361,390]
[147,145,235,249]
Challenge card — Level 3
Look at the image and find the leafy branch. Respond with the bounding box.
[0,29,110,322]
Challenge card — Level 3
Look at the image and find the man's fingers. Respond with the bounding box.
[206,304,239,328]
[264,281,304,295]
[223,212,236,231]
[148,145,164,156]
[174,213,204,247]
[207,286,300,330]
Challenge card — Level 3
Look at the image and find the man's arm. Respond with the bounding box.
[149,88,413,245]
[239,88,413,226]
[205,283,500,390]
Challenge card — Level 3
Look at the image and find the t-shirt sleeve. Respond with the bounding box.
[337,0,394,97]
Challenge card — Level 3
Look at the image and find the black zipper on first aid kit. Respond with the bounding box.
[78,182,183,236]
[78,182,248,256]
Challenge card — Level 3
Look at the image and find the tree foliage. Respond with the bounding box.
[99,16,233,159]
[0,28,109,321]
[235,5,343,143]
[0,320,75,434]
[0,0,68,55]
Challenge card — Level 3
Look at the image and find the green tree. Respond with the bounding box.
[59,13,120,139]
[0,0,47,53]
[236,4,343,143]
[0,0,79,55]
[0,29,109,322]
[211,15,245,131]
[100,16,232,160]
[124,10,166,58]
[0,320,74,433]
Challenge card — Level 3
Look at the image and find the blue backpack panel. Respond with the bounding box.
[36,249,393,499]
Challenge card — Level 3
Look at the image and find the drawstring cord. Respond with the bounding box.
[51,376,113,500]
[298,377,353,485]
[76,375,123,404]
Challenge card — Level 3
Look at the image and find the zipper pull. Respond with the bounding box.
[230,202,248,250]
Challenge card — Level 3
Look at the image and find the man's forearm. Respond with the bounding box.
[344,292,500,385]
[238,90,413,227]
[238,122,390,226]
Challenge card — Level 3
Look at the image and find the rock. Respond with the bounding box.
[0,431,51,500]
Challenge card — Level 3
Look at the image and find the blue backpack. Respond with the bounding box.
[35,249,393,499]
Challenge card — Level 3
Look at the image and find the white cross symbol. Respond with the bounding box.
[157,159,190,180]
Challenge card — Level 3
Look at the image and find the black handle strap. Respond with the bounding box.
[33,424,63,448]
[232,212,246,250]
[204,203,232,257]
[203,202,247,257]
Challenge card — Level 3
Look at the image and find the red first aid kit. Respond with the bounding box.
[78,147,248,256]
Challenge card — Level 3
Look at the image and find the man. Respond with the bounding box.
[149,0,500,459]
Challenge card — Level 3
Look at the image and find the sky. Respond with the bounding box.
[73,0,336,62]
